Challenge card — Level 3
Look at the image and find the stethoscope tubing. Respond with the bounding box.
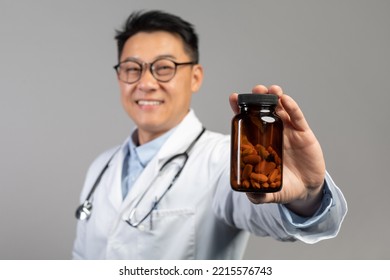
[75,147,120,220]
[75,127,206,221]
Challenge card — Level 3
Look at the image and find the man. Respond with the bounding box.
[73,10,347,259]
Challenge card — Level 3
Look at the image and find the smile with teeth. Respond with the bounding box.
[136,100,164,106]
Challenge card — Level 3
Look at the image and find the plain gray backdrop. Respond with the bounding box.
[1,0,389,259]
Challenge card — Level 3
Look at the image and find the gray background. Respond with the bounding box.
[1,0,389,259]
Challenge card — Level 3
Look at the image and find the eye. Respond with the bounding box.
[153,61,175,76]
[123,65,141,74]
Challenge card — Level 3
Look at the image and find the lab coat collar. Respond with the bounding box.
[155,109,204,165]
[108,109,204,214]
[112,109,203,168]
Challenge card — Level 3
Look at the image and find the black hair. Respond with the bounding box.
[114,10,199,63]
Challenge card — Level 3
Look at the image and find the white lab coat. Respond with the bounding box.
[73,110,347,259]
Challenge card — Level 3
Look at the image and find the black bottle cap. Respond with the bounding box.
[238,93,278,106]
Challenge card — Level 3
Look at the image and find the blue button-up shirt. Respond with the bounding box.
[122,129,176,199]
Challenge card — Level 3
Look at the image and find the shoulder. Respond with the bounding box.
[84,146,120,186]
[89,146,119,171]
[203,130,230,148]
[193,130,231,167]
[206,128,230,144]
[78,145,120,201]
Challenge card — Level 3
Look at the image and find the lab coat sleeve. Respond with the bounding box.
[212,137,347,243]
[277,171,348,244]
[72,147,119,259]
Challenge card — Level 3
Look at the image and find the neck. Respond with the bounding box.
[135,110,191,145]
[136,129,169,146]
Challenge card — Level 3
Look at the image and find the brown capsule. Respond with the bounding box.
[263,161,276,176]
[241,144,254,151]
[242,148,255,157]
[250,173,268,183]
[267,146,275,153]
[243,155,261,165]
[241,164,253,180]
[256,145,270,159]
[273,151,281,165]
[251,180,261,189]
[268,169,279,183]
[255,160,266,173]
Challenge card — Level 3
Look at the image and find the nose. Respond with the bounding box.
[136,65,158,91]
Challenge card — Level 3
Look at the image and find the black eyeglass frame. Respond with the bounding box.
[113,58,196,84]
[125,127,206,228]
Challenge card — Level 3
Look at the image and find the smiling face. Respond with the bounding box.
[118,31,203,145]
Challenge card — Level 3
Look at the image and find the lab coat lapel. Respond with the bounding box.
[119,110,203,213]
[120,154,160,211]
[106,140,128,212]
[156,110,203,164]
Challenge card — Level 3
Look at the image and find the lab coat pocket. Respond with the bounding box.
[138,208,196,259]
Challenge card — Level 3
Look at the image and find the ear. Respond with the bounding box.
[190,64,204,93]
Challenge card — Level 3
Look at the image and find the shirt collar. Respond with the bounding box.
[128,127,176,167]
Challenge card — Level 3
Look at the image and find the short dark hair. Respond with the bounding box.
[115,10,199,63]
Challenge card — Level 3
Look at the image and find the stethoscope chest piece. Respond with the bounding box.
[75,201,93,221]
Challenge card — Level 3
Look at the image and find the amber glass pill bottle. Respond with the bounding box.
[231,94,283,192]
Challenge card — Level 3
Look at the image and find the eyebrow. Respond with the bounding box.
[121,54,178,64]
[155,54,177,60]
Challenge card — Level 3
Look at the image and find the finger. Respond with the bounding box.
[268,85,284,97]
[251,85,269,94]
[275,101,290,124]
[259,85,290,123]
[229,92,239,114]
[280,94,310,131]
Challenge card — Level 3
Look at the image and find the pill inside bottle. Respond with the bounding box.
[230,93,283,193]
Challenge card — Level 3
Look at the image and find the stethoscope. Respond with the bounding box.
[75,127,206,221]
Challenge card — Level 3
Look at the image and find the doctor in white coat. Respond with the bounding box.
[73,10,347,260]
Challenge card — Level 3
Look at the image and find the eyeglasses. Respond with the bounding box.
[113,58,196,84]
[125,127,205,228]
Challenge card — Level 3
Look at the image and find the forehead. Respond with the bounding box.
[121,31,188,61]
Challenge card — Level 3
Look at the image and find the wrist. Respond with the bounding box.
[285,181,324,217]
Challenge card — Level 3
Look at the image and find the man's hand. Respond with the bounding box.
[229,85,325,217]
